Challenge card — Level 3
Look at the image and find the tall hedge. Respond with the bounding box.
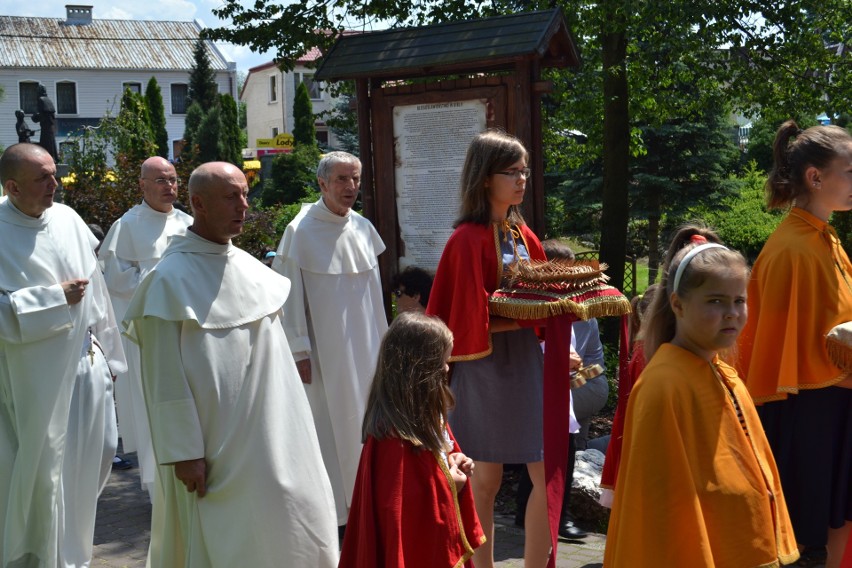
[145,77,169,158]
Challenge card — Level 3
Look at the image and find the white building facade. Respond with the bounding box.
[0,5,237,160]
[241,49,341,156]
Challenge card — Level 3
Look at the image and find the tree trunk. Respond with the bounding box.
[598,0,629,344]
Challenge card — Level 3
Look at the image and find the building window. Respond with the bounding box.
[56,81,77,114]
[316,129,329,146]
[269,76,277,102]
[19,81,39,114]
[271,127,279,137]
[123,82,142,94]
[294,73,322,100]
[171,83,188,114]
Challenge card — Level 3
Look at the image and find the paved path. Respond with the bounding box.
[92,455,829,568]
[92,452,605,567]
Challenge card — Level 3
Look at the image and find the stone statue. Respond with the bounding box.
[31,84,58,161]
[15,110,36,144]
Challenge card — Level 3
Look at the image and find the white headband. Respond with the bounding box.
[672,243,728,293]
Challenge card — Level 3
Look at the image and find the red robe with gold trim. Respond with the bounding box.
[426,221,546,361]
[339,429,485,568]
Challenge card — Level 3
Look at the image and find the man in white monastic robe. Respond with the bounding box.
[124,162,338,567]
[272,151,388,527]
[99,156,192,499]
[0,143,125,568]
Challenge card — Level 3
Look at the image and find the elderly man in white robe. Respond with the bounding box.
[0,143,125,567]
[272,151,388,529]
[99,156,192,499]
[124,162,338,567]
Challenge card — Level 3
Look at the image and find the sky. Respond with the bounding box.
[1,0,275,73]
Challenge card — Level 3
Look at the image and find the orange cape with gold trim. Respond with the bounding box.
[738,208,852,402]
[339,430,485,568]
[604,344,799,567]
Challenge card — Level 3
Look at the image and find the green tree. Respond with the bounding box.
[237,100,249,151]
[630,103,740,281]
[293,82,316,147]
[219,93,242,165]
[324,87,359,154]
[118,89,155,167]
[145,77,169,158]
[696,162,783,262]
[188,38,219,112]
[63,108,162,229]
[207,0,852,297]
[181,102,205,161]
[261,145,321,206]
[196,104,222,163]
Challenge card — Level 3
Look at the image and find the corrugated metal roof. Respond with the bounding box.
[315,9,580,81]
[0,15,230,71]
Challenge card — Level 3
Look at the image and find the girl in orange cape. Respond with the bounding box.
[604,229,799,567]
[339,312,484,568]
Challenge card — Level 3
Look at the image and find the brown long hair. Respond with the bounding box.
[361,312,455,453]
[454,129,528,227]
[766,120,852,210]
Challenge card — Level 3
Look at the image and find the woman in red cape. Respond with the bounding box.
[426,130,550,567]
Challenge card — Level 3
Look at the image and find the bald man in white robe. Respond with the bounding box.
[99,156,192,498]
[124,162,337,567]
[0,143,125,568]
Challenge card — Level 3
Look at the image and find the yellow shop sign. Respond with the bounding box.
[256,133,295,149]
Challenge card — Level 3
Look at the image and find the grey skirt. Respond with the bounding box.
[448,328,544,463]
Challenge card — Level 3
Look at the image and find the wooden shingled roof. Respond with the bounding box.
[315,9,580,81]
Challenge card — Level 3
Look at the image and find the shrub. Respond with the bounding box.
[693,161,782,262]
[260,145,321,206]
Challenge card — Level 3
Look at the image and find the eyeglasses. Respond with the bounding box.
[495,167,531,179]
[144,177,180,186]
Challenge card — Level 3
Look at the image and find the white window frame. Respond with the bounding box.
[55,80,78,115]
[269,75,277,103]
[18,80,40,114]
[170,83,189,115]
[294,72,322,101]
[122,81,143,95]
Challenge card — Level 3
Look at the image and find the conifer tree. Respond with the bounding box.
[181,102,204,161]
[292,82,316,147]
[218,93,242,165]
[188,39,218,112]
[145,77,169,158]
[118,89,154,166]
[196,104,222,163]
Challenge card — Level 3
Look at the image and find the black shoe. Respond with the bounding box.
[558,519,588,540]
[112,455,133,470]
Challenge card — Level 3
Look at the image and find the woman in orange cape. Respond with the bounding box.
[737,121,852,566]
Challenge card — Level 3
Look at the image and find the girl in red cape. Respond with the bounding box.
[339,312,485,568]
